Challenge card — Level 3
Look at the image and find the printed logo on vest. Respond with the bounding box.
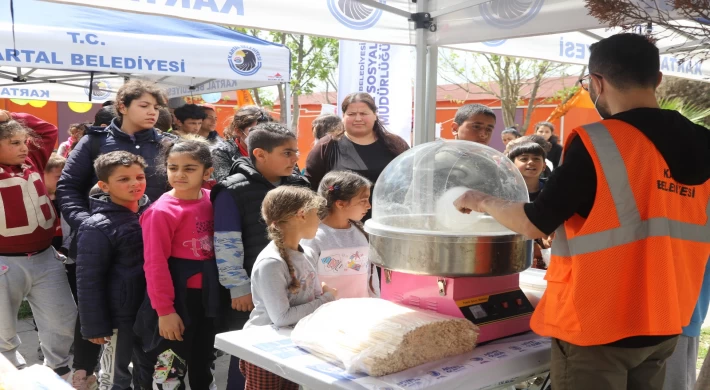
[328,0,385,30]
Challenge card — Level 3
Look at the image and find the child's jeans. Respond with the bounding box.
[0,248,76,375]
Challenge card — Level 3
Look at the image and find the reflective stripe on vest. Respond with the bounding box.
[552,122,710,257]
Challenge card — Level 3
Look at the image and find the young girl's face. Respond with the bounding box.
[514,153,545,180]
[535,126,553,141]
[340,187,371,222]
[120,93,159,130]
[167,153,213,193]
[502,133,518,146]
[0,133,29,166]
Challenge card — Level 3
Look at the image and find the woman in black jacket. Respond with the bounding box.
[305,92,409,221]
[534,121,563,169]
[211,106,273,183]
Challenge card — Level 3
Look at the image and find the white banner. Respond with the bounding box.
[40,0,413,45]
[338,41,413,145]
[448,28,710,81]
[0,0,291,102]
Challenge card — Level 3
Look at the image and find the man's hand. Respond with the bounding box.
[88,337,110,345]
[453,190,491,214]
[232,294,254,312]
[159,313,185,341]
[0,110,11,122]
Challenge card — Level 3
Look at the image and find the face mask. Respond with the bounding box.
[591,79,610,119]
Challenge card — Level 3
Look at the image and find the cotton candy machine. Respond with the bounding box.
[364,140,534,342]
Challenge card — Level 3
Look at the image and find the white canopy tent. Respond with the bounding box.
[0,0,291,114]
[40,0,709,144]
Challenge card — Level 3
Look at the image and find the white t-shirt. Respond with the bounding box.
[301,222,380,299]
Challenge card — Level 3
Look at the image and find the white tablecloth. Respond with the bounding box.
[215,326,551,390]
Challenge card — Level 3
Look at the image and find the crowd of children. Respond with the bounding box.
[3,80,709,390]
[0,80,383,390]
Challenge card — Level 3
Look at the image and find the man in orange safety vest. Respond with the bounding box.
[454,33,710,390]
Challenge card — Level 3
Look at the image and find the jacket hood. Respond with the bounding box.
[611,108,710,186]
[88,193,151,214]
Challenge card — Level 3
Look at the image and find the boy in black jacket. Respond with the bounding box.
[211,122,309,389]
[76,151,151,390]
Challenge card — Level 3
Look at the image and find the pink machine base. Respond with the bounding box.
[381,271,533,343]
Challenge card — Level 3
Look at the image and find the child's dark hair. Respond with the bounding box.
[312,114,343,140]
[174,104,206,122]
[246,122,296,162]
[94,106,118,127]
[115,80,167,118]
[45,153,66,172]
[262,186,325,294]
[505,134,551,155]
[158,134,213,174]
[318,171,371,236]
[224,105,273,140]
[155,107,173,132]
[505,141,547,162]
[501,128,521,139]
[94,151,147,182]
[0,116,39,147]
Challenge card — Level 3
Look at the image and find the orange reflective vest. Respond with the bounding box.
[530,120,710,346]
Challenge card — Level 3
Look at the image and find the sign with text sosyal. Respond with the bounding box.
[338,41,412,146]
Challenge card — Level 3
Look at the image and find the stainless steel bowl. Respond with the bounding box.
[365,215,533,277]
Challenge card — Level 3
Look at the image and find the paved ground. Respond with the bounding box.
[15,318,231,389]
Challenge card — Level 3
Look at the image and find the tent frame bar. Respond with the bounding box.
[356,0,443,145]
[358,0,411,19]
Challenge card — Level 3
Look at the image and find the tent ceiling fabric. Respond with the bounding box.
[37,0,708,82]
[37,0,416,45]
[0,0,291,102]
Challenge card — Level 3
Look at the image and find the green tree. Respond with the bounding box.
[658,97,710,127]
[230,27,337,131]
[657,77,710,127]
[439,50,573,131]
[271,33,338,132]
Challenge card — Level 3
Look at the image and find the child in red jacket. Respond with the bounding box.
[0,110,76,381]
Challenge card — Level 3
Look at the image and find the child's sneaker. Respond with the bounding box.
[71,369,98,390]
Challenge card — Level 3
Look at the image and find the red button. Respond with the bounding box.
[502,302,509,309]
[516,299,523,306]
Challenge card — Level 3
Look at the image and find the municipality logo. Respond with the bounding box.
[328,0,385,30]
[480,0,544,29]
[483,39,507,47]
[84,79,112,100]
[228,46,262,76]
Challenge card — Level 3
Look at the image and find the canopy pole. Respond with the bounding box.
[412,0,430,146]
[425,45,438,139]
[283,81,292,131]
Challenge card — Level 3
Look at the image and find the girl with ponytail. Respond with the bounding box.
[240,186,337,390]
[301,170,380,298]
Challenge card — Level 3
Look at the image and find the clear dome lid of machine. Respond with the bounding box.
[366,140,529,237]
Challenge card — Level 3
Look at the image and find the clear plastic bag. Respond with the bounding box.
[291,298,479,376]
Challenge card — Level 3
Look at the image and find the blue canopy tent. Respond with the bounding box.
[0,0,291,103]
